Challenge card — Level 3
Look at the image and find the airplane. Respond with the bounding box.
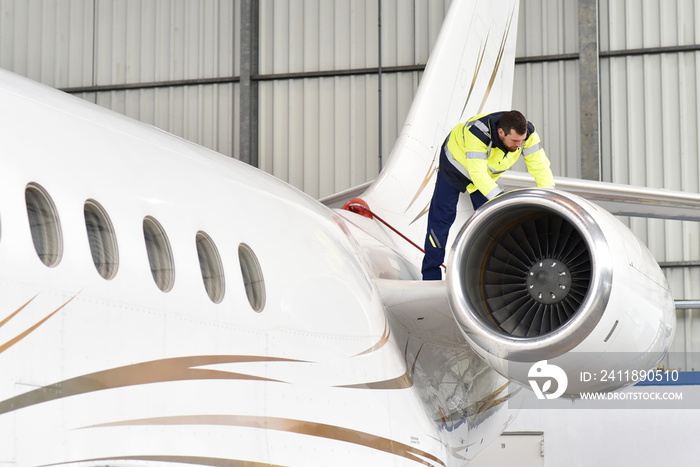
[0,0,685,466]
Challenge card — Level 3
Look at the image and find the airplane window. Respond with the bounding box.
[25,183,63,267]
[143,216,174,292]
[238,243,265,312]
[196,231,225,304]
[84,200,118,280]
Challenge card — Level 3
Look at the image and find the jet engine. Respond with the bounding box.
[446,189,676,396]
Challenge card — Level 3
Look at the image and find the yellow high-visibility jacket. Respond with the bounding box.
[439,111,554,199]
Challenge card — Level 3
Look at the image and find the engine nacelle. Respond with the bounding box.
[446,189,676,396]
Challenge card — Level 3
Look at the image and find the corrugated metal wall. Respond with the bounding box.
[510,0,700,360]
[0,0,239,157]
[511,0,580,179]
[2,0,700,338]
[597,0,700,362]
[256,0,450,197]
[602,0,699,281]
[89,0,238,157]
[0,0,94,87]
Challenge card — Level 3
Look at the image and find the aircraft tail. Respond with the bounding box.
[358,0,520,267]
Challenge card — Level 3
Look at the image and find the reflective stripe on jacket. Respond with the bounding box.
[440,111,554,199]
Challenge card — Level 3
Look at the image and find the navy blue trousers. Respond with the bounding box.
[421,171,488,280]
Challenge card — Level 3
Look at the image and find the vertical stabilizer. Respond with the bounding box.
[360,0,520,268]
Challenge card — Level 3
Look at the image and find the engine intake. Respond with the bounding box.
[446,189,675,395]
[481,211,591,337]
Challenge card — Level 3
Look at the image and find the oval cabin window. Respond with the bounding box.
[196,231,225,303]
[25,183,63,267]
[143,216,175,292]
[238,243,265,312]
[84,200,119,280]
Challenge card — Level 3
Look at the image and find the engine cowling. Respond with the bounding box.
[446,189,676,396]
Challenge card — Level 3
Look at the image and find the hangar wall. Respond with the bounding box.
[255,0,450,197]
[0,0,240,157]
[1,0,700,361]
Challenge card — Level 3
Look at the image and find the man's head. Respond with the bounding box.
[497,110,528,152]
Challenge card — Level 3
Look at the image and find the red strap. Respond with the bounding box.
[342,198,374,219]
[341,198,446,270]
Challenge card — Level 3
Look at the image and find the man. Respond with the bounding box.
[421,110,554,280]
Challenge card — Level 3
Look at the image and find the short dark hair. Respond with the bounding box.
[497,110,527,135]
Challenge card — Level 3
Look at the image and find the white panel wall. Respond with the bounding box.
[0,0,239,158]
[257,0,450,198]
[89,0,239,157]
[513,60,580,178]
[93,1,237,83]
[257,0,379,196]
[597,0,700,313]
[509,0,700,329]
[512,1,580,179]
[0,0,94,87]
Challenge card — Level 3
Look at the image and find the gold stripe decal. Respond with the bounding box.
[339,341,422,390]
[353,319,390,356]
[41,455,286,467]
[0,295,73,356]
[0,355,303,416]
[83,415,446,467]
[0,295,36,328]
[476,4,516,114]
[460,35,489,121]
[405,152,438,214]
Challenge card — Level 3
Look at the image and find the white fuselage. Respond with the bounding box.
[0,69,514,467]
